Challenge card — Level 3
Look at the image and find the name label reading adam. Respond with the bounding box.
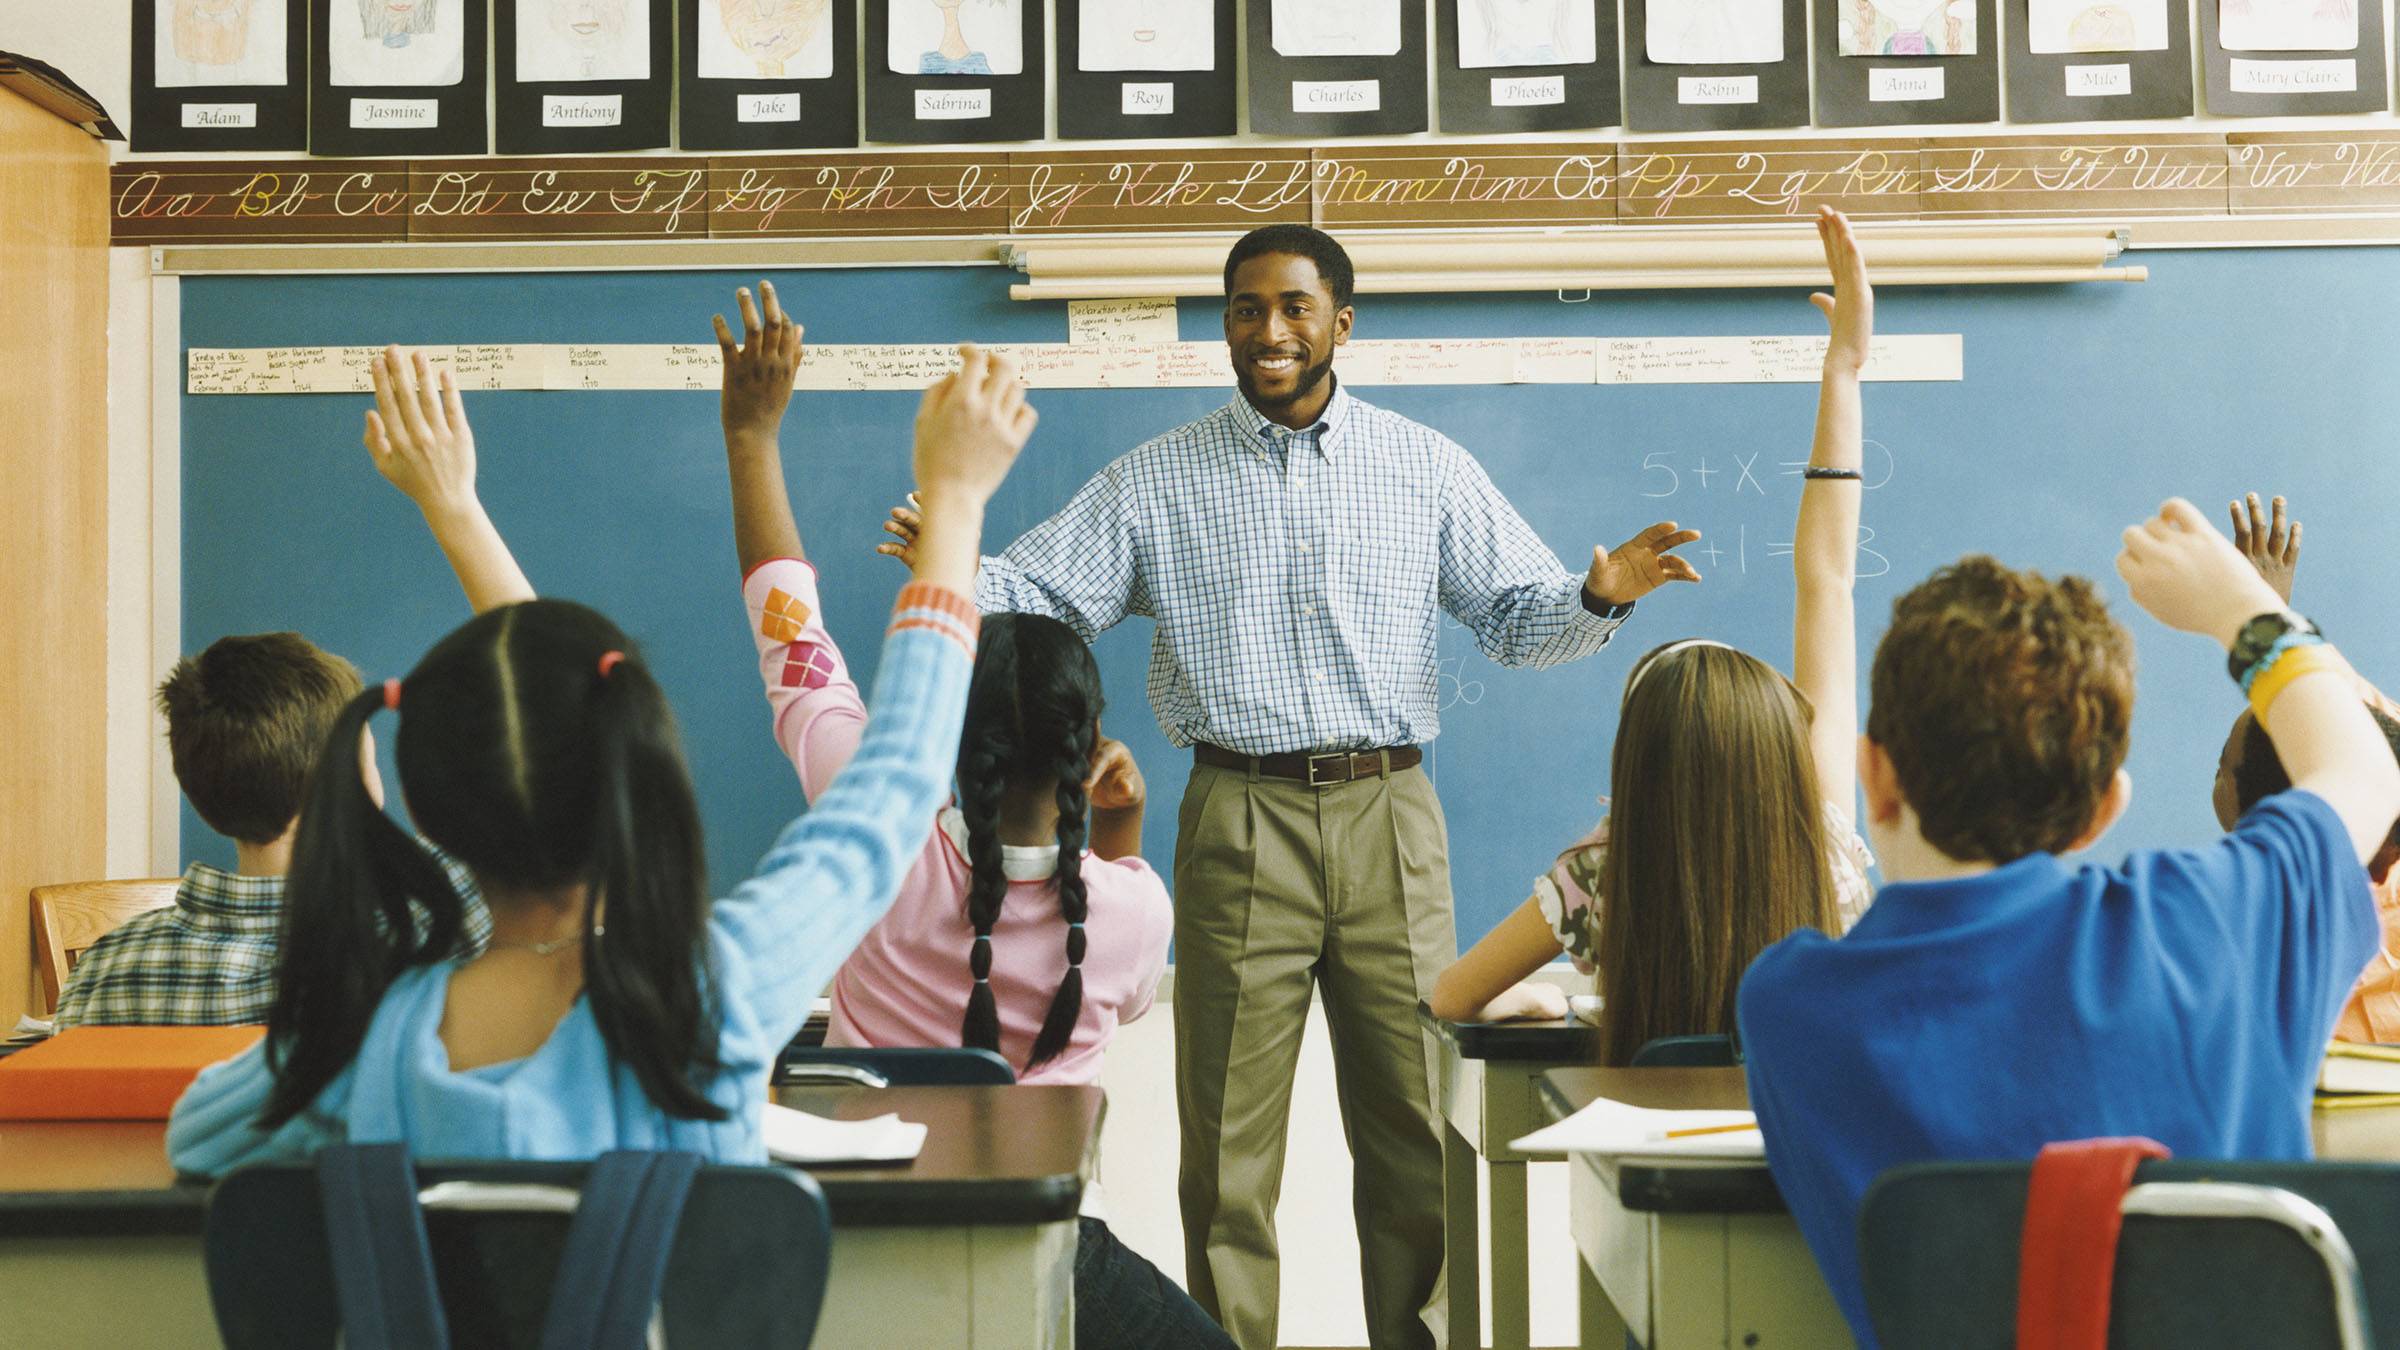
[182,102,258,129]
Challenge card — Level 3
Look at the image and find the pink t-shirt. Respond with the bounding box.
[745,559,1172,1087]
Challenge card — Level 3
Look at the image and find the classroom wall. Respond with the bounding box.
[0,84,112,1026]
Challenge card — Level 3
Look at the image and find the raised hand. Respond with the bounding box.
[2117,498,2286,647]
[914,345,1036,511]
[365,345,478,515]
[363,345,533,612]
[1086,737,1146,814]
[713,279,802,440]
[1586,521,1703,607]
[1809,207,1873,376]
[2227,492,2301,602]
[875,493,923,568]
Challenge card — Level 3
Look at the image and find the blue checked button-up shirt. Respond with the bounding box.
[975,381,1627,756]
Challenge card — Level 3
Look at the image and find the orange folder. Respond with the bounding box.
[0,1025,264,1120]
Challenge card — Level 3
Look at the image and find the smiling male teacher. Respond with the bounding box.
[881,225,1701,1350]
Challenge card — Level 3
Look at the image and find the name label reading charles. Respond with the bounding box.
[1293,79,1381,113]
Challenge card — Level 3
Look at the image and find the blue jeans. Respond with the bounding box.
[1076,1217,1237,1350]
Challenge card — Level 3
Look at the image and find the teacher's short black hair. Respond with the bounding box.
[1224,225,1355,309]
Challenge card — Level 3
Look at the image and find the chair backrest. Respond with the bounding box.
[204,1154,833,1350]
[776,1045,1017,1087]
[29,878,181,1012]
[1862,1160,2400,1350]
[1629,1033,1740,1068]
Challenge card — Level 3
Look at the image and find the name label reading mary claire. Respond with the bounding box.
[543,95,623,127]
[915,88,993,120]
[1293,79,1381,113]
[1677,75,1757,104]
[2229,57,2357,93]
[350,98,438,129]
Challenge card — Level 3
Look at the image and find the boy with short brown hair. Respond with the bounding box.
[1740,502,2400,1347]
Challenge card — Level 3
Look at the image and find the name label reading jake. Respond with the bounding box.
[1491,75,1567,106]
[738,93,800,123]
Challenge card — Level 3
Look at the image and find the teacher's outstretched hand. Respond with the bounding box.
[1585,520,1703,606]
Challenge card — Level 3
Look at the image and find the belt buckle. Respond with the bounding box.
[1305,752,1351,788]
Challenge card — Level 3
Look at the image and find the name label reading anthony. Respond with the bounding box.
[543,95,623,127]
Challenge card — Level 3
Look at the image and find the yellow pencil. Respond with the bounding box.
[1663,1121,1759,1140]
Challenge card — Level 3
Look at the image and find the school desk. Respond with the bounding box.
[0,1083,1099,1350]
[1540,1067,2400,1349]
[1420,999,1600,1350]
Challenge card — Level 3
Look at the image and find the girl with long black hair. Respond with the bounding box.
[167,328,1030,1174]
[721,286,1229,1349]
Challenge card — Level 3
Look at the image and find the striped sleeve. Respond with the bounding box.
[891,581,979,655]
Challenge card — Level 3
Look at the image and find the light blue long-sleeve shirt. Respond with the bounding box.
[973,381,1625,757]
[166,597,977,1177]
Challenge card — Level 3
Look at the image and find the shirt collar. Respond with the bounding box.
[176,861,286,927]
[1226,376,1354,460]
[937,806,1066,882]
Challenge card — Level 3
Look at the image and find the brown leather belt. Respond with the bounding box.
[1194,742,1423,787]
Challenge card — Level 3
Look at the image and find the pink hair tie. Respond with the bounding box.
[382,678,402,712]
[597,650,626,678]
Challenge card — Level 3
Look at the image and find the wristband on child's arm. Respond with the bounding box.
[2236,630,2324,694]
[2246,643,2342,723]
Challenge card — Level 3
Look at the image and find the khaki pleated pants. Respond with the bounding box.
[1173,758,1455,1350]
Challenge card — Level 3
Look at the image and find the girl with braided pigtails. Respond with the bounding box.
[720,283,1230,1350]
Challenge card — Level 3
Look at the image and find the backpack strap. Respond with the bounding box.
[537,1150,706,1350]
[2016,1136,2173,1350]
[317,1142,451,1350]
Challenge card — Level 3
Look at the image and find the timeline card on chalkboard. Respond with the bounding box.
[1436,0,1619,132]
[1056,0,1236,139]
[1623,0,1809,131]
[134,0,307,150]
[2202,0,2388,114]
[309,0,488,155]
[1246,0,1430,136]
[495,0,673,153]
[865,0,1047,142]
[2005,0,2192,121]
[1814,0,2000,126]
[678,0,858,149]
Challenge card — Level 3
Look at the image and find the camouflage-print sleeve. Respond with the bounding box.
[1544,820,1611,976]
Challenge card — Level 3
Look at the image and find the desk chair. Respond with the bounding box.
[29,878,180,1013]
[1862,1160,2397,1349]
[777,1045,1016,1088]
[205,1147,833,1350]
[1629,1033,1740,1068]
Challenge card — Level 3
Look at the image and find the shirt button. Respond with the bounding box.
[1302,605,1318,617]
[1310,671,1325,682]
[1298,541,1313,553]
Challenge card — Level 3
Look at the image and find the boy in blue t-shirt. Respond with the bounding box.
[1738,498,2400,1346]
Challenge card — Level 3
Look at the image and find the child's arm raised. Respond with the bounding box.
[712,347,1034,1047]
[366,347,536,613]
[1792,208,1870,817]
[2118,499,2400,862]
[714,280,805,573]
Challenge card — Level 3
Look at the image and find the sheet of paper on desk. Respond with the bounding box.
[763,1102,928,1164]
[1512,1095,1763,1159]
